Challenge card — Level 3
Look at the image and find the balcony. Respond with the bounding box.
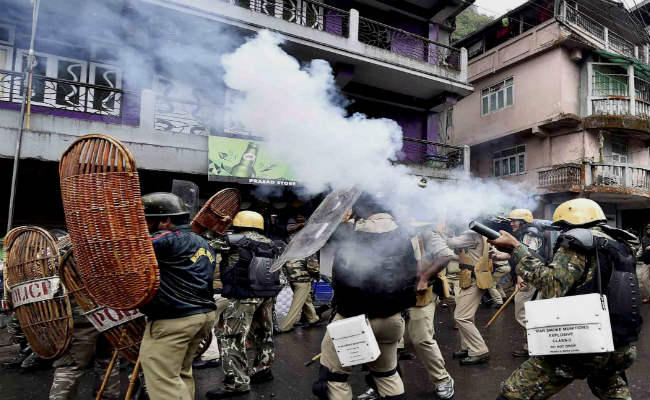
[559,1,645,62]
[538,162,650,198]
[396,137,469,179]
[584,64,650,134]
[154,0,471,100]
[0,70,133,124]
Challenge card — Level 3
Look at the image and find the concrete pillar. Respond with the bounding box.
[635,46,639,59]
[604,27,609,50]
[463,145,471,177]
[460,47,468,83]
[629,64,636,116]
[587,62,593,115]
[625,166,633,188]
[348,9,359,43]
[584,162,593,186]
[645,44,650,65]
[140,89,155,129]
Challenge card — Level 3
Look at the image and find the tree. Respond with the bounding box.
[453,6,495,41]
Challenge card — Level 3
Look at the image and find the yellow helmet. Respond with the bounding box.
[552,199,606,226]
[233,211,264,230]
[509,209,534,223]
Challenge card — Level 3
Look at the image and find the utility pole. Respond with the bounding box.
[7,0,40,233]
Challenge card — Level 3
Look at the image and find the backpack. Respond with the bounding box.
[222,235,282,299]
[558,226,642,346]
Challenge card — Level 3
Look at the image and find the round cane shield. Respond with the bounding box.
[60,249,146,364]
[59,134,159,310]
[191,188,241,235]
[4,226,73,359]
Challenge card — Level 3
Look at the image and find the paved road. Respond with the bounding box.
[1,302,649,400]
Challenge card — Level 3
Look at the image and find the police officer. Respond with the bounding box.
[313,195,419,400]
[508,208,545,358]
[206,211,280,399]
[448,230,490,365]
[279,214,321,333]
[50,236,120,400]
[139,193,217,400]
[491,198,641,399]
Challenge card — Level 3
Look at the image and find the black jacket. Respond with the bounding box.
[140,225,217,320]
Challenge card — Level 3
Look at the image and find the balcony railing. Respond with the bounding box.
[538,164,582,187]
[358,17,461,70]
[399,137,465,169]
[226,0,462,71]
[0,69,123,118]
[561,1,639,61]
[228,0,350,37]
[539,162,650,193]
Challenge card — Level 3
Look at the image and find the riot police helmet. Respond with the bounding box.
[142,192,190,217]
[233,211,264,231]
[552,198,606,227]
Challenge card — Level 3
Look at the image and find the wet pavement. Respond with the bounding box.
[1,302,650,400]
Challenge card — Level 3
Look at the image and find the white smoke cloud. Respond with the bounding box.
[222,31,536,226]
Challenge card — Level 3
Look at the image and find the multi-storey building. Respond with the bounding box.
[452,0,650,232]
[0,0,471,231]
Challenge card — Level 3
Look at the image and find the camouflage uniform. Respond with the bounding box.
[50,238,120,400]
[49,300,120,400]
[220,230,275,393]
[499,228,637,400]
[279,253,320,332]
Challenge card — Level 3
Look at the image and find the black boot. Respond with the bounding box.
[205,388,250,399]
[250,369,274,384]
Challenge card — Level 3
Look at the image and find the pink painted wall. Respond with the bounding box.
[452,47,580,147]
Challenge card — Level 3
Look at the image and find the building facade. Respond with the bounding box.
[452,0,650,233]
[0,0,472,232]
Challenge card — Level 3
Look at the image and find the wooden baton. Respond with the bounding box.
[95,349,119,400]
[305,353,321,367]
[124,357,141,400]
[484,287,519,328]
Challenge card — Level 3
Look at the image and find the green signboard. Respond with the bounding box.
[208,136,296,186]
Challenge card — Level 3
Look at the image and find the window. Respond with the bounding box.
[493,145,525,177]
[611,142,628,164]
[481,78,514,116]
[0,23,14,46]
[12,49,121,115]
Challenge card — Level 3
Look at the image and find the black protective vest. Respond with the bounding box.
[332,227,417,319]
[221,236,282,299]
[559,228,642,346]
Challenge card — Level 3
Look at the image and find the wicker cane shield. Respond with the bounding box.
[191,189,241,235]
[4,226,73,359]
[59,134,159,310]
[60,249,145,363]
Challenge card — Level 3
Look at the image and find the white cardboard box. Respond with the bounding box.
[327,315,381,367]
[525,293,614,356]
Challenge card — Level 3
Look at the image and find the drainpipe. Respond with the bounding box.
[7,0,40,233]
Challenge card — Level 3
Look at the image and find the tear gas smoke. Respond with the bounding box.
[222,31,536,226]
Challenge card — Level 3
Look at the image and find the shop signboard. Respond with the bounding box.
[208,135,296,186]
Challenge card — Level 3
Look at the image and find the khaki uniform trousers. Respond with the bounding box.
[454,282,489,356]
[140,311,217,400]
[636,262,650,298]
[320,313,405,400]
[201,295,231,361]
[514,284,537,328]
[279,281,319,332]
[487,265,511,305]
[407,298,450,385]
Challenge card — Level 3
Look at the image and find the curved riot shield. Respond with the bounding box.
[270,187,361,272]
[59,134,159,310]
[4,226,73,359]
[172,179,200,218]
